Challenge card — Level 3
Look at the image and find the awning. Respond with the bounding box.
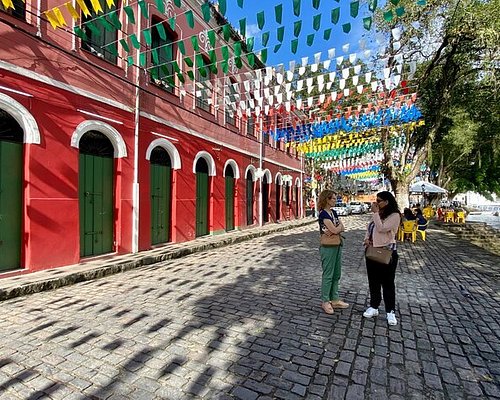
[409,181,447,194]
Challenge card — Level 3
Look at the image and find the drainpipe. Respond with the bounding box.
[131,7,142,253]
[300,154,304,218]
[258,117,263,226]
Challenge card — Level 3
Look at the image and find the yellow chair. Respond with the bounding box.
[417,221,428,241]
[455,211,465,223]
[401,221,417,242]
[423,207,434,219]
[444,211,455,223]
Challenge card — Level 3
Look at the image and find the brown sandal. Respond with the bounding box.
[321,302,334,314]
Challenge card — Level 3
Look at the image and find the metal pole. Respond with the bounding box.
[258,117,264,226]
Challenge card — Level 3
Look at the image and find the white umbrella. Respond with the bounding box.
[409,181,447,194]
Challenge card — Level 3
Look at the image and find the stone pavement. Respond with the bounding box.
[0,215,499,400]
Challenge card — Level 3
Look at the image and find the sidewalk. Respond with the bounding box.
[0,218,316,302]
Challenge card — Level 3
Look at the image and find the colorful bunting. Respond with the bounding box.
[293,0,301,17]
[185,10,194,29]
[331,8,340,24]
[313,14,321,31]
[257,11,265,30]
[275,4,282,24]
[350,1,359,18]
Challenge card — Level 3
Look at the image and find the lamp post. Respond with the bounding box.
[421,183,426,206]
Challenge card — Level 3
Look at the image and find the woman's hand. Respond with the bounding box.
[363,239,372,248]
[371,202,379,213]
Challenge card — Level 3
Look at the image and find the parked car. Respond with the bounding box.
[333,203,351,216]
[349,201,365,214]
[364,202,373,212]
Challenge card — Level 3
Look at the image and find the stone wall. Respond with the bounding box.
[437,221,500,256]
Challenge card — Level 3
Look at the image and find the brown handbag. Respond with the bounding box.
[320,233,341,247]
[365,246,393,264]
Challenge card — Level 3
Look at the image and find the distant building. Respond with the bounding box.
[0,0,303,274]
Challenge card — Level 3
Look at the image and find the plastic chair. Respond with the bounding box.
[455,211,465,223]
[401,221,417,242]
[417,221,428,241]
[444,211,455,223]
[423,207,434,219]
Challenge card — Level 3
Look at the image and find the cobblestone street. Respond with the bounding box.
[0,215,499,399]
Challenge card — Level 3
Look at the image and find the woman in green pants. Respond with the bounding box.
[318,190,348,314]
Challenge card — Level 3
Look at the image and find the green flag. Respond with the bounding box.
[237,0,244,7]
[331,7,340,24]
[108,11,121,30]
[130,33,141,49]
[177,72,185,84]
[96,16,114,32]
[184,57,193,67]
[191,35,199,51]
[363,16,372,30]
[323,28,332,40]
[155,0,164,13]
[178,40,185,55]
[368,0,377,12]
[291,39,298,54]
[395,6,405,16]
[198,66,207,78]
[350,1,359,18]
[342,23,351,33]
[201,2,211,22]
[293,0,300,16]
[274,43,282,53]
[306,33,315,46]
[123,5,135,24]
[221,46,229,61]
[119,38,130,52]
[234,42,242,57]
[313,0,320,9]
[185,10,194,28]
[172,61,180,73]
[187,70,194,80]
[390,0,400,5]
[239,18,246,37]
[221,61,229,74]
[383,10,393,22]
[127,56,134,67]
[85,22,100,37]
[257,11,265,30]
[156,23,166,40]
[219,0,226,15]
[246,37,254,52]
[294,20,302,37]
[260,48,268,63]
[247,53,255,67]
[313,14,321,31]
[235,57,242,68]
[151,48,159,64]
[173,0,181,6]
[275,4,282,24]
[139,52,146,67]
[209,49,216,65]
[142,28,152,46]
[168,16,176,31]
[208,30,216,47]
[262,31,270,46]
[277,26,284,42]
[138,0,148,19]
[222,24,231,41]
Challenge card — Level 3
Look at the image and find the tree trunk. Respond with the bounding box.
[394,181,410,209]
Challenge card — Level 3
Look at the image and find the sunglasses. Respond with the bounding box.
[376,199,385,203]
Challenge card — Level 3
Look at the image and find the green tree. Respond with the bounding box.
[375,0,500,206]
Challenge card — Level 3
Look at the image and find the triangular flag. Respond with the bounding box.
[218,0,226,15]
[247,37,254,51]
[260,48,268,63]
[294,20,302,37]
[156,23,166,40]
[138,0,148,19]
[44,10,61,29]
[173,0,181,6]
[143,28,152,45]
[262,32,270,46]
[237,0,244,7]
[89,0,103,14]
[53,7,67,26]
[201,2,211,22]
[222,24,231,40]
[274,43,282,53]
[65,2,80,20]
[208,30,216,47]
[383,10,393,22]
[363,17,372,30]
[155,0,164,14]
[239,18,246,37]
[178,40,185,55]
[76,0,91,17]
[191,36,199,51]
[306,34,315,46]
[277,26,284,42]
[323,28,332,40]
[313,0,321,9]
[342,23,351,33]
[119,38,130,52]
[369,0,377,12]
[108,10,122,29]
[291,39,298,54]
[168,16,176,31]
[350,1,359,18]
[130,34,141,49]
[123,5,135,24]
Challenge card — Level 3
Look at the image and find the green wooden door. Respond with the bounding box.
[246,172,253,225]
[262,176,269,223]
[196,171,209,236]
[79,146,114,257]
[225,175,235,231]
[276,183,281,221]
[0,140,23,272]
[150,156,171,245]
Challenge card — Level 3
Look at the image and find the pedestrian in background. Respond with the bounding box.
[318,189,347,315]
[363,191,401,326]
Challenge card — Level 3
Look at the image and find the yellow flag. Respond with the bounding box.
[89,0,102,14]
[52,7,67,26]
[65,2,80,20]
[76,0,91,16]
[1,0,14,9]
[44,10,60,29]
[106,0,114,7]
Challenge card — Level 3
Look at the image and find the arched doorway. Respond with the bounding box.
[262,174,269,223]
[225,164,235,231]
[294,184,299,217]
[150,147,172,245]
[79,131,114,257]
[275,177,282,221]
[246,170,254,225]
[195,157,210,237]
[0,109,23,272]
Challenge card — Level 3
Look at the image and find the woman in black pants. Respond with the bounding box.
[363,191,401,326]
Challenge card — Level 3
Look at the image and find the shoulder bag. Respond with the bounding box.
[365,246,392,264]
[320,233,341,247]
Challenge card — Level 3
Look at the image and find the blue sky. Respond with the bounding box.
[220,0,378,68]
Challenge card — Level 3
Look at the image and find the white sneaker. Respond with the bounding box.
[387,311,397,326]
[363,307,379,318]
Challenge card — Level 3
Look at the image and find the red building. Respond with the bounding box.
[0,0,303,275]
